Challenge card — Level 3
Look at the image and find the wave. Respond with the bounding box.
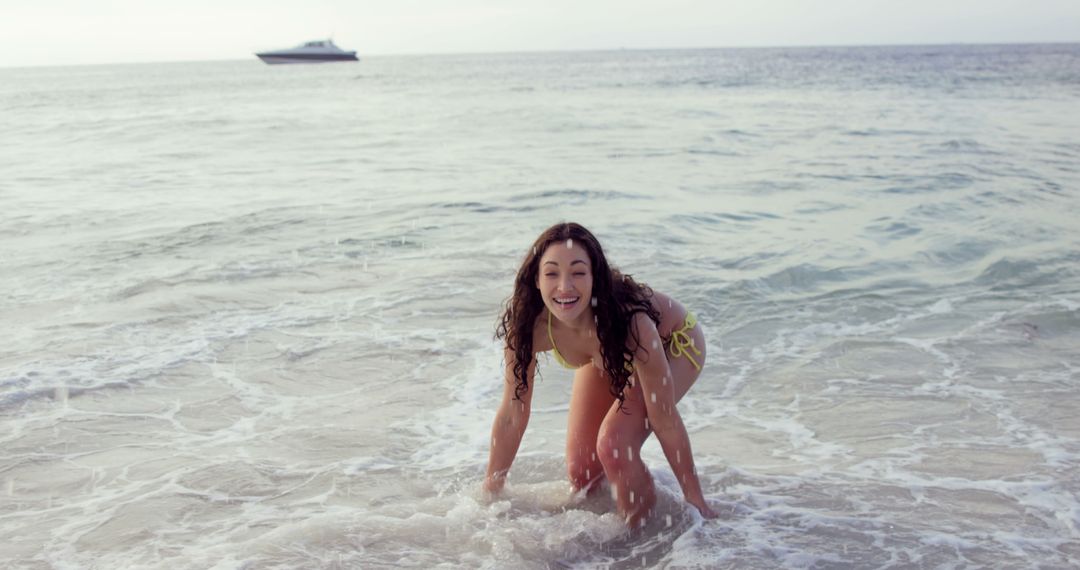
[973,256,1080,291]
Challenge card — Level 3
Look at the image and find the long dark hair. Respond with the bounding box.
[495,222,660,408]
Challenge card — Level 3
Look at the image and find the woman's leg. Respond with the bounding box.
[566,364,616,494]
[597,326,706,527]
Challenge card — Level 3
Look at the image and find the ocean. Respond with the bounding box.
[1,44,1079,569]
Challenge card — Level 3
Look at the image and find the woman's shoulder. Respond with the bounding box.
[529,309,554,353]
[502,312,551,370]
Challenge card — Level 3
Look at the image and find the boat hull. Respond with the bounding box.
[256,53,358,65]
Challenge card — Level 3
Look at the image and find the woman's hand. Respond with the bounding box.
[482,474,505,498]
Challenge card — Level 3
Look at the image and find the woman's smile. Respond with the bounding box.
[553,294,581,309]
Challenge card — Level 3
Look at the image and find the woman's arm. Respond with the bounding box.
[483,347,535,495]
[631,314,717,518]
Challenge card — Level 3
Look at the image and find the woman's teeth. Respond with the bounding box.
[555,297,580,306]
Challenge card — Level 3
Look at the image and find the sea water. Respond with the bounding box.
[1,44,1079,569]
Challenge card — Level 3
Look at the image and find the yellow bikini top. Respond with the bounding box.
[547,311,580,369]
[546,311,637,372]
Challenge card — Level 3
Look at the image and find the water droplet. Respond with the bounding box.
[652,339,659,349]
[662,375,668,386]
[665,514,673,528]
[590,297,597,307]
[651,392,657,403]
[585,469,590,479]
[613,448,619,459]
[628,447,633,461]
[630,490,636,503]
[565,238,573,249]
[676,450,681,463]
[533,246,537,255]
[644,418,650,430]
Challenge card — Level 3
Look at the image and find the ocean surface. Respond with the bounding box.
[2,44,1079,569]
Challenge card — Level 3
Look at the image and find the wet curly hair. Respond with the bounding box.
[495,222,660,409]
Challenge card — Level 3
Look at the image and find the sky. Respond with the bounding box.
[2,0,1078,67]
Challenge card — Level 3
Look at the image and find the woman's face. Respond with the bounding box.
[536,239,593,323]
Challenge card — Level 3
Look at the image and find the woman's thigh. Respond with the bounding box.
[566,364,616,465]
[601,324,707,447]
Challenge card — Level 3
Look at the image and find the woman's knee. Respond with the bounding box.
[596,428,638,473]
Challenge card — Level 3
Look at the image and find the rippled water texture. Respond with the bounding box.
[2,44,1079,568]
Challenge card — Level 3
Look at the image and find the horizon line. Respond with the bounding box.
[3,40,1078,70]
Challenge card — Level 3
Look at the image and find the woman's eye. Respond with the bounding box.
[573,272,586,277]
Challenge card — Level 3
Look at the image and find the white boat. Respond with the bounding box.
[255,40,358,64]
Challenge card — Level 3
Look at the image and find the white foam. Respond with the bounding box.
[405,335,506,471]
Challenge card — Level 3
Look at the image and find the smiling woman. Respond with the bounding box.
[484,222,716,528]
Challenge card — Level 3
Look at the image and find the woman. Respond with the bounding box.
[483,222,717,527]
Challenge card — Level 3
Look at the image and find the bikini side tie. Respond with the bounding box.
[668,312,702,371]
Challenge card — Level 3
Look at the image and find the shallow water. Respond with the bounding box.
[2,44,1079,568]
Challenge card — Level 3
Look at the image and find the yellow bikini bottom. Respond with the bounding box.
[666,311,702,371]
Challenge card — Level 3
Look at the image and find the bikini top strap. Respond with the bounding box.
[547,311,575,369]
